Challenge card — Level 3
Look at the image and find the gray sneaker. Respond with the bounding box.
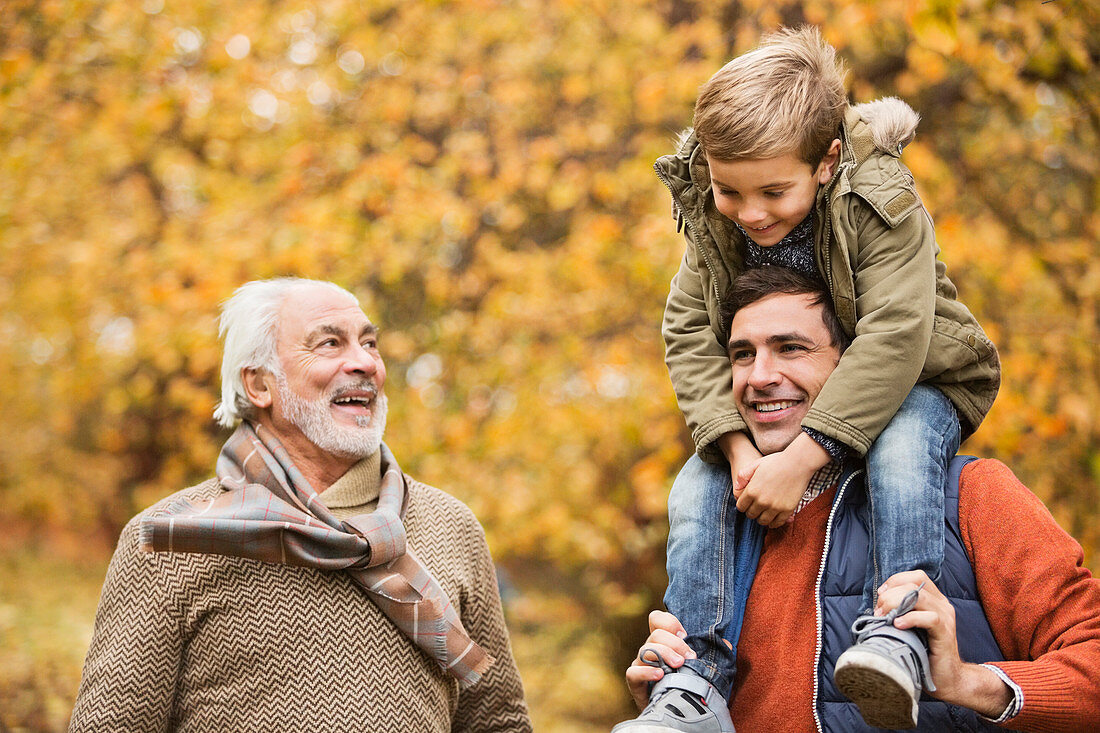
[611,648,735,733]
[833,586,934,730]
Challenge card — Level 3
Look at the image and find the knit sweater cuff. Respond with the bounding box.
[985,661,1079,728]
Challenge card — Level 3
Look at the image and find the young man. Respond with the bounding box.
[625,268,1100,733]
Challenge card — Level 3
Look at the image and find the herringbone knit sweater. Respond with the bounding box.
[70,454,532,732]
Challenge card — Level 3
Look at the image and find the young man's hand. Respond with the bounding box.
[877,571,1014,719]
[734,432,830,527]
[624,611,695,709]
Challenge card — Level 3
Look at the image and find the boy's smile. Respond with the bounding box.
[706,141,840,247]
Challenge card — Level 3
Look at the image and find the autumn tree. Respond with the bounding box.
[0,0,1096,728]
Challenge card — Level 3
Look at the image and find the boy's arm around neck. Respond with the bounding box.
[801,194,936,454]
[663,234,746,462]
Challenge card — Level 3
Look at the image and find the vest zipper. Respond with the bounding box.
[811,467,864,733]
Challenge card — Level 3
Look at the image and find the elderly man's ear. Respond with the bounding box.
[242,367,274,410]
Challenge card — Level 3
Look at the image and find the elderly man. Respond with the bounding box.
[625,267,1100,732]
[70,278,531,732]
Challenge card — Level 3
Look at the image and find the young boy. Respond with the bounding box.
[613,27,999,732]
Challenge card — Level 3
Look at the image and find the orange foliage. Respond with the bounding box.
[0,0,1097,728]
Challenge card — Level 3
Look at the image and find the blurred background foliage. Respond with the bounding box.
[1,0,1097,729]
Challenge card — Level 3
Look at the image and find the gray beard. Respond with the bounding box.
[275,374,387,459]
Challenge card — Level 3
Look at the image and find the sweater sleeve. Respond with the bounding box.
[69,516,183,732]
[451,511,532,733]
[959,459,1100,731]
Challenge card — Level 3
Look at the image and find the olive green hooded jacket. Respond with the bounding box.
[656,98,1000,463]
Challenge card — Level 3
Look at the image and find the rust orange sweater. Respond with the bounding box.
[728,459,1100,732]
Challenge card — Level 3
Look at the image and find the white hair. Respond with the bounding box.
[212,277,359,428]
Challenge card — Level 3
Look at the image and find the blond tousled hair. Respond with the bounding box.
[693,26,848,165]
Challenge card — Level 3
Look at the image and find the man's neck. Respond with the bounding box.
[295,455,357,494]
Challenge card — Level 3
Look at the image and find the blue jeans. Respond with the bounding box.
[664,454,764,699]
[862,384,960,609]
[663,385,959,697]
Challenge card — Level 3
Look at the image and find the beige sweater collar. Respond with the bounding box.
[318,450,381,518]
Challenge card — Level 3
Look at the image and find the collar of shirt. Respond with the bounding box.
[793,462,843,516]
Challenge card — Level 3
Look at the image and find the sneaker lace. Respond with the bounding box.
[638,647,712,718]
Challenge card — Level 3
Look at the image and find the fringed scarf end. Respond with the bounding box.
[137,518,157,553]
[455,652,496,690]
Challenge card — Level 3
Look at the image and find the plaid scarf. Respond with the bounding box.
[139,422,494,689]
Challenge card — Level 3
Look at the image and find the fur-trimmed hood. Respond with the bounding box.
[850,97,920,154]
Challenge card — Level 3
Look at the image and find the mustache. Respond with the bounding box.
[329,381,380,399]
[744,387,805,402]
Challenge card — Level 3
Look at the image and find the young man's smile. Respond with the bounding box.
[728,292,841,455]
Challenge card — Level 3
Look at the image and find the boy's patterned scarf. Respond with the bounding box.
[739,213,823,283]
[139,421,494,689]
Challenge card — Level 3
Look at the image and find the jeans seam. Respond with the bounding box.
[866,386,959,607]
[700,476,732,678]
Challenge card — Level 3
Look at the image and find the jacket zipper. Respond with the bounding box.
[811,467,864,733]
[819,203,835,297]
[816,161,852,301]
[654,163,723,306]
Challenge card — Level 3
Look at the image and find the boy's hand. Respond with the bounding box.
[717,431,763,495]
[734,432,830,528]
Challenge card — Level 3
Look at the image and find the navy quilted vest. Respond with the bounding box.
[815,456,1015,732]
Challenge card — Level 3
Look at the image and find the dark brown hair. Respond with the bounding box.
[722,266,849,350]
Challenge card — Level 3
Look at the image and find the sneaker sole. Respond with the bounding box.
[834,648,919,729]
